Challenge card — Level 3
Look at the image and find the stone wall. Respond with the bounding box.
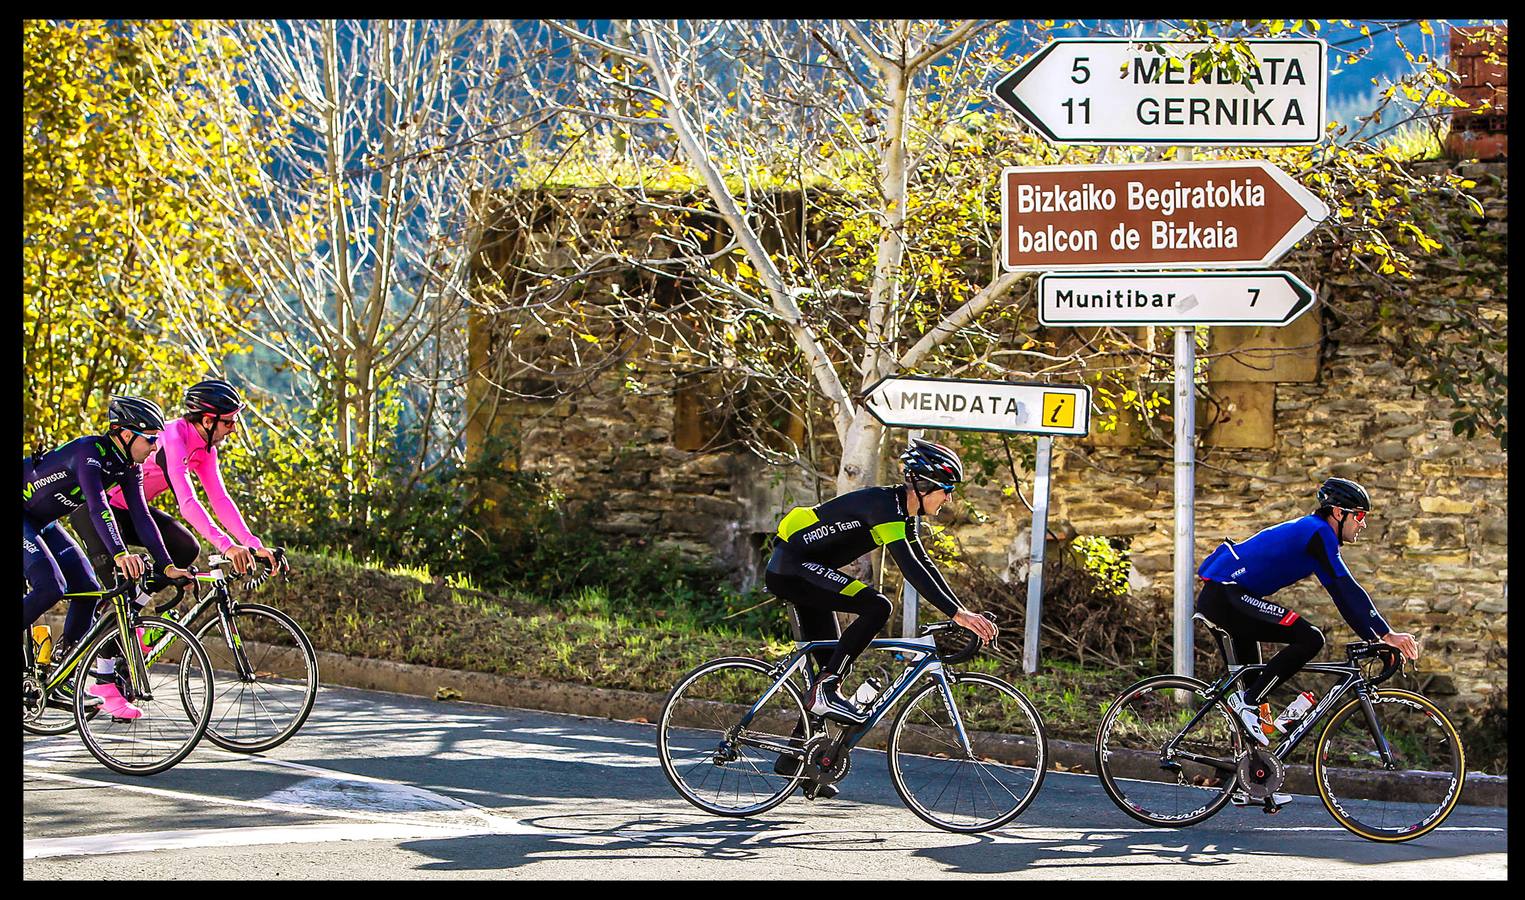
[470,161,1507,711]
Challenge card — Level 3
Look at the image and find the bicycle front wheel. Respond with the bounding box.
[1095,675,1243,828]
[1314,689,1465,842]
[887,672,1047,832]
[658,657,813,817]
[74,616,213,776]
[184,603,319,753]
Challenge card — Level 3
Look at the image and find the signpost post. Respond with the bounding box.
[863,375,1090,668]
[990,36,1328,681]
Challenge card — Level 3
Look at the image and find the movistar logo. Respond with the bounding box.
[25,470,69,498]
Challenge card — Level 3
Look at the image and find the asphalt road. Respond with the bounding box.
[23,684,1508,879]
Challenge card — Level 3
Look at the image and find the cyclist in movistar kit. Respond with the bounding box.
[23,396,193,718]
[1197,477,1420,762]
[71,378,286,581]
[767,439,999,725]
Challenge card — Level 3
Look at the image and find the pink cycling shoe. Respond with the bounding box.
[86,682,143,719]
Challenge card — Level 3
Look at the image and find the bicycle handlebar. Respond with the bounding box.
[1344,640,1403,687]
[920,616,995,665]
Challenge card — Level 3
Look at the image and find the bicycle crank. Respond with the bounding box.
[1236,745,1286,802]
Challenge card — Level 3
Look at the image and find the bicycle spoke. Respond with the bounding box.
[889,674,1046,832]
[1315,690,1465,842]
[659,659,808,817]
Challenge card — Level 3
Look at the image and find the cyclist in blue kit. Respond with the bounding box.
[1197,477,1420,748]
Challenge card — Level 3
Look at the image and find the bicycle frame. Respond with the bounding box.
[735,634,974,761]
[33,583,153,701]
[142,569,253,679]
[1162,659,1393,775]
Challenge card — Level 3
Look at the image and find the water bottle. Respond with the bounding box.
[1274,691,1317,732]
[140,609,179,650]
[32,625,53,666]
[853,677,884,708]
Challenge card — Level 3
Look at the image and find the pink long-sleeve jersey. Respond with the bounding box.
[107,417,263,553]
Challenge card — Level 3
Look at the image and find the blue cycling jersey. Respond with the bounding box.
[22,435,173,572]
[1198,514,1390,641]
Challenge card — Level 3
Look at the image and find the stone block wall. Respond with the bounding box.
[470,162,1507,713]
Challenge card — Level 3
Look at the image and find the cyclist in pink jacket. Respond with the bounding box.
[71,379,288,581]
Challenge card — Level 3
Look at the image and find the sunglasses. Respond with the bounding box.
[127,429,162,445]
[1339,507,1368,523]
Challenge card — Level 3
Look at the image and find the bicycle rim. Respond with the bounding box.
[74,617,213,776]
[888,673,1048,832]
[1095,675,1241,828]
[658,657,810,817]
[1315,689,1466,842]
[186,604,319,753]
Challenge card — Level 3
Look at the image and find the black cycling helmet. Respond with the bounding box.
[900,438,964,487]
[184,378,244,418]
[1317,476,1371,511]
[107,395,167,432]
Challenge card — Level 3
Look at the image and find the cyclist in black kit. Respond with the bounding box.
[767,439,999,724]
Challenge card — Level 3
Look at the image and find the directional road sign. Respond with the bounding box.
[992,38,1327,146]
[1037,270,1316,327]
[863,376,1090,437]
[1001,159,1330,272]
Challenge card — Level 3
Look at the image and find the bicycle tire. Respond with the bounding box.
[184,603,319,753]
[1095,674,1243,828]
[1314,689,1465,842]
[73,615,213,776]
[658,656,813,817]
[887,672,1048,832]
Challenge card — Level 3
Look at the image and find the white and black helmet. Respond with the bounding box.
[1317,476,1371,511]
[184,378,244,417]
[900,438,964,487]
[108,395,166,432]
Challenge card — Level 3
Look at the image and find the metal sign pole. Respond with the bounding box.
[1173,324,1196,680]
[1023,435,1053,674]
[1173,144,1197,682]
[901,429,923,637]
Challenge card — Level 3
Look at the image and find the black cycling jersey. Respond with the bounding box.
[769,485,963,617]
[23,435,172,571]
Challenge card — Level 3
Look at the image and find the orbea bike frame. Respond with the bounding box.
[742,632,964,761]
[1168,642,1403,771]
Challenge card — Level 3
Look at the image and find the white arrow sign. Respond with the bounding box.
[1038,271,1317,326]
[992,38,1327,146]
[863,376,1090,437]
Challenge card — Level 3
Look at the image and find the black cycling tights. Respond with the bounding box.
[766,569,893,682]
[1196,580,1325,705]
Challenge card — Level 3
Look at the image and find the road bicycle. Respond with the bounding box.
[22,557,214,775]
[658,618,1048,833]
[1094,612,1465,842]
[146,547,317,753]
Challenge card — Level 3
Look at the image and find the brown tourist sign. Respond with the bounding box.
[1000,159,1330,272]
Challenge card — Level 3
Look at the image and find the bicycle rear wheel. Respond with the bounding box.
[24,673,84,736]
[887,673,1047,832]
[658,657,812,817]
[1314,689,1465,842]
[183,603,319,753]
[73,616,213,776]
[1095,674,1243,827]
